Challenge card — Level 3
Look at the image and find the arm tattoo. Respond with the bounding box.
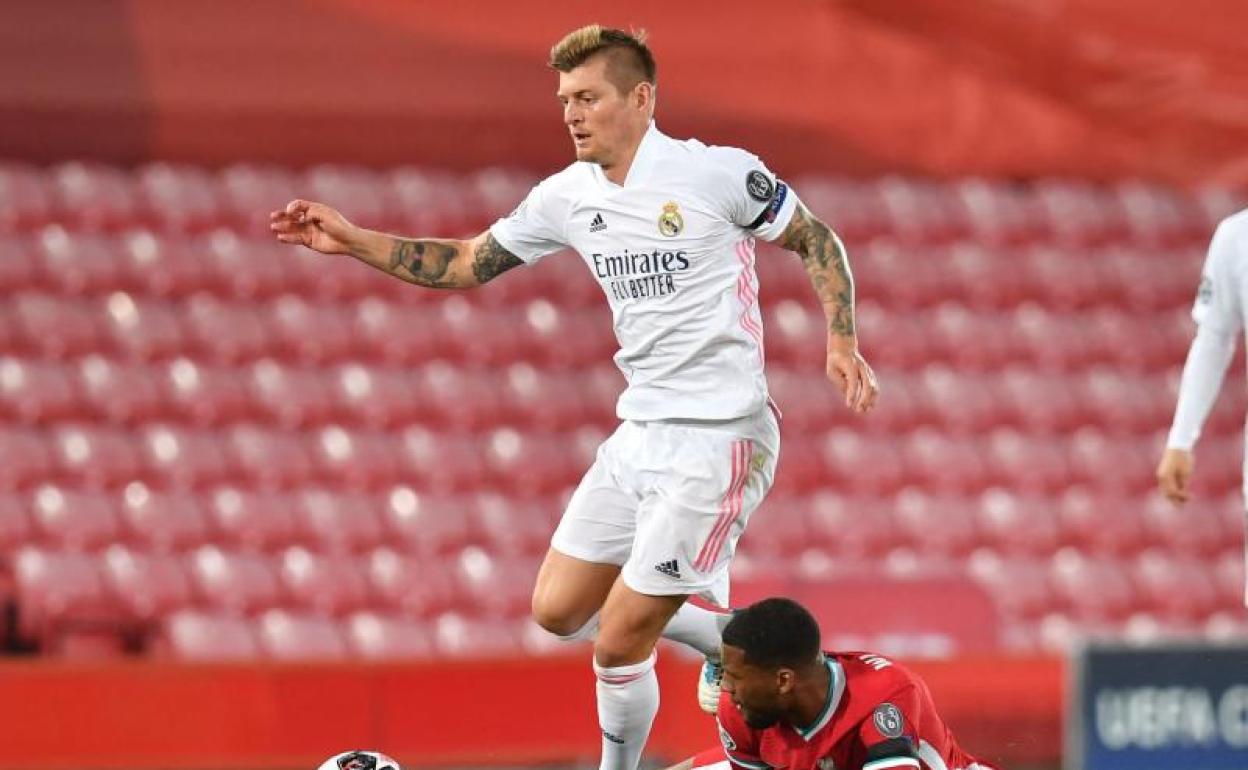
[471,234,523,284]
[779,204,856,338]
[388,239,461,288]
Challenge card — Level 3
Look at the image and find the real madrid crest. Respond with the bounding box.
[658,201,684,237]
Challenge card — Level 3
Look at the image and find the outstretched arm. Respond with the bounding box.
[270,199,523,289]
[777,202,879,413]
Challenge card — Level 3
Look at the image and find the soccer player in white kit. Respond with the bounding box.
[1157,207,1248,606]
[270,25,879,770]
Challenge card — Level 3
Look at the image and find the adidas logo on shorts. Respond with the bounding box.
[590,213,608,232]
[654,559,681,579]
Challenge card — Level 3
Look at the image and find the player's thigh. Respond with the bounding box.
[623,416,778,606]
[531,549,622,634]
[594,575,686,666]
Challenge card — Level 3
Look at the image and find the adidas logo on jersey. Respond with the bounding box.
[590,213,608,232]
[654,559,681,579]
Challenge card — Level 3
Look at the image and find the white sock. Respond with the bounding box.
[556,605,727,658]
[594,651,659,770]
[660,603,731,659]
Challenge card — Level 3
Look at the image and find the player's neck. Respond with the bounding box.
[600,124,648,185]
[786,660,833,730]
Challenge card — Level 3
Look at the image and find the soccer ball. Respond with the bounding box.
[316,750,402,770]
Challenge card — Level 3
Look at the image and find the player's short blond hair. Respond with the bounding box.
[549,25,656,94]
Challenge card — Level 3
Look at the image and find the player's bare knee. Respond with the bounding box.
[593,630,655,668]
[531,597,592,638]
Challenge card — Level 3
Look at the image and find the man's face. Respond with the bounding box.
[720,644,788,730]
[557,55,647,167]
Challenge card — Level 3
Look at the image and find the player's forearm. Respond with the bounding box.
[1167,324,1237,449]
[792,220,857,343]
[348,228,475,289]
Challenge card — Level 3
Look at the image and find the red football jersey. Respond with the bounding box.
[713,652,995,770]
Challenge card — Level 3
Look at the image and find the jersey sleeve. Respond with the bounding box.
[854,685,922,770]
[705,147,799,242]
[1191,218,1244,334]
[715,703,770,770]
[488,179,569,264]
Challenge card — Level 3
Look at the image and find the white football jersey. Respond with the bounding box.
[490,122,799,421]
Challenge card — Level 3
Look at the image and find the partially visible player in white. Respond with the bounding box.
[1157,207,1248,606]
[271,25,878,770]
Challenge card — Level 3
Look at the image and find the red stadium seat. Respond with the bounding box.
[198,229,299,299]
[351,298,439,365]
[967,550,1055,620]
[0,427,53,491]
[344,611,436,660]
[396,427,488,492]
[38,226,132,295]
[900,430,989,494]
[139,425,234,489]
[12,292,106,359]
[105,293,188,362]
[76,356,168,425]
[469,492,558,558]
[292,488,385,552]
[1064,429,1156,495]
[185,295,271,363]
[310,426,402,489]
[117,481,209,552]
[1130,549,1221,621]
[366,547,459,617]
[224,426,316,488]
[277,546,371,615]
[379,486,476,555]
[1212,549,1245,610]
[247,360,334,428]
[984,429,1068,495]
[974,488,1061,555]
[1056,487,1150,556]
[498,364,588,432]
[165,359,254,426]
[331,364,423,429]
[218,163,300,233]
[484,428,580,495]
[454,547,538,618]
[1048,548,1138,621]
[267,296,357,363]
[120,230,214,298]
[1142,493,1230,556]
[51,425,141,488]
[0,237,43,314]
[824,431,907,495]
[0,356,82,423]
[49,162,139,231]
[12,546,118,641]
[992,368,1084,434]
[204,488,299,551]
[912,364,999,433]
[187,545,282,613]
[804,492,900,559]
[100,545,193,623]
[136,162,224,233]
[159,609,259,661]
[0,493,33,558]
[891,488,978,557]
[431,612,524,658]
[0,163,54,231]
[30,484,120,550]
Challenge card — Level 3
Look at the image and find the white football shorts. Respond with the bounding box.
[550,403,780,606]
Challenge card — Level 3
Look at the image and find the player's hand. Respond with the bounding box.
[1156,447,1194,505]
[269,199,358,256]
[827,339,878,414]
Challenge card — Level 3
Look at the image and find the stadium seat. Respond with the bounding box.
[331,363,422,429]
[395,427,488,492]
[105,293,189,362]
[431,612,524,658]
[974,488,1061,555]
[204,488,299,551]
[0,163,53,231]
[0,356,82,423]
[1130,549,1221,621]
[292,488,385,552]
[158,608,260,661]
[1212,548,1245,610]
[344,611,436,660]
[351,298,439,365]
[117,481,209,552]
[891,488,978,557]
[224,425,316,488]
[967,550,1055,620]
[900,430,989,494]
[1142,493,1229,556]
[1048,548,1138,621]
[187,545,283,613]
[0,492,33,554]
[139,425,234,488]
[76,356,168,425]
[166,359,254,426]
[267,296,357,363]
[184,295,271,363]
[0,427,53,491]
[100,544,193,623]
[51,425,142,488]
[803,492,900,559]
[824,431,906,495]
[1056,487,1150,555]
[136,162,224,233]
[498,364,588,431]
[366,546,459,617]
[379,486,476,555]
[218,163,300,233]
[484,429,580,495]
[12,292,106,359]
[469,492,559,558]
[984,429,1069,494]
[247,360,334,428]
[12,546,118,642]
[454,547,539,618]
[276,546,371,616]
[310,426,402,489]
[38,226,132,295]
[30,484,120,550]
[49,161,139,231]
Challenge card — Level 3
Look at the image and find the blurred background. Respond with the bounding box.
[1,1,1247,769]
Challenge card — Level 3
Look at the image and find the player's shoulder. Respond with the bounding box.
[536,160,596,193]
[1214,207,1248,244]
[835,651,920,698]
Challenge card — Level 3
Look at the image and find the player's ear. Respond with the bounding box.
[634,81,654,113]
[775,668,796,695]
